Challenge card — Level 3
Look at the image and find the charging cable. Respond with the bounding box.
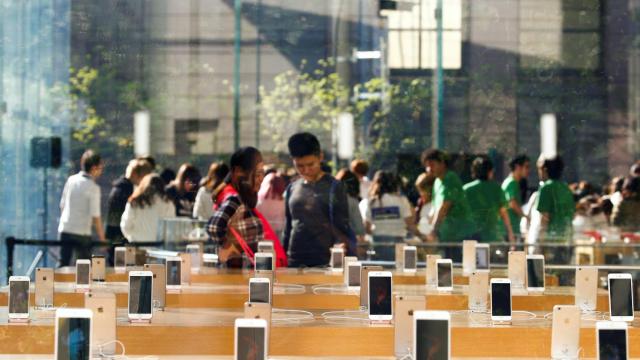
[271,308,315,324]
[321,310,369,324]
[97,340,158,359]
[273,283,305,295]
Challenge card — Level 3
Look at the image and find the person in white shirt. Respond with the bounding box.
[193,162,229,220]
[360,171,426,260]
[414,172,436,235]
[58,150,106,266]
[351,159,372,200]
[256,171,287,237]
[121,173,176,242]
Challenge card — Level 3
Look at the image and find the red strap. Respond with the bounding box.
[229,227,255,266]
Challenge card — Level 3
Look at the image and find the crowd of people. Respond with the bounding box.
[56,132,640,268]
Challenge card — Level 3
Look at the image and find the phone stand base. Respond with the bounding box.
[129,318,151,324]
[491,320,512,326]
[8,318,30,324]
[369,319,392,325]
[35,305,56,311]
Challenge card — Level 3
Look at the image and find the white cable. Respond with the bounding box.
[98,339,158,359]
[270,308,315,323]
[311,283,348,295]
[399,354,414,360]
[321,309,369,323]
[511,310,538,321]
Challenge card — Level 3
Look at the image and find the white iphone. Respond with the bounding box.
[128,271,154,321]
[186,244,202,272]
[596,321,628,360]
[35,267,54,309]
[475,243,490,271]
[202,253,219,268]
[468,271,489,312]
[368,271,393,321]
[491,278,512,322]
[179,253,192,284]
[360,265,383,308]
[75,259,91,290]
[244,301,272,324]
[551,305,580,360]
[508,251,526,289]
[395,243,405,270]
[91,255,106,282]
[608,273,634,322]
[249,277,272,305]
[436,259,453,292]
[347,262,362,290]
[403,246,417,273]
[426,254,442,287]
[394,295,425,357]
[235,318,268,360]
[257,241,276,270]
[55,308,92,360]
[526,254,545,293]
[114,247,126,273]
[330,247,344,272]
[8,276,30,320]
[462,240,477,275]
[84,292,116,355]
[144,263,166,309]
[575,267,598,312]
[254,252,274,272]
[125,247,136,267]
[343,256,358,285]
[166,256,182,290]
[412,310,450,360]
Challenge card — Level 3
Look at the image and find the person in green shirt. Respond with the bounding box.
[500,154,530,240]
[464,157,516,244]
[422,149,476,253]
[535,155,575,243]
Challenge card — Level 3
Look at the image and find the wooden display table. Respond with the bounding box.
[0,308,638,357]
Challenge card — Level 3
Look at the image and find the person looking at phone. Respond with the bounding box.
[58,149,106,267]
[283,132,354,267]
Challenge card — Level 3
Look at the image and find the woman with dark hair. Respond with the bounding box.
[359,171,425,260]
[166,163,201,217]
[335,169,365,244]
[193,162,230,220]
[207,147,287,268]
[121,174,176,242]
[257,172,287,236]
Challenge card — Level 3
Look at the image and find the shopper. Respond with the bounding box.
[283,132,354,267]
[256,172,287,237]
[611,176,640,233]
[166,163,201,217]
[463,157,515,244]
[422,149,475,261]
[57,150,106,266]
[351,159,372,200]
[120,173,176,242]
[105,159,153,244]
[534,154,575,243]
[500,154,530,240]
[414,172,436,235]
[335,169,365,244]
[193,162,229,220]
[360,171,424,260]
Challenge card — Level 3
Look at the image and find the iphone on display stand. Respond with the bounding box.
[235,318,268,360]
[491,278,512,323]
[84,292,116,356]
[144,263,166,310]
[551,305,580,360]
[244,301,272,324]
[360,265,382,308]
[249,277,272,305]
[35,267,54,309]
[575,267,598,312]
[125,247,136,267]
[596,321,628,360]
[330,247,344,272]
[395,243,405,270]
[426,254,442,288]
[342,256,357,285]
[114,247,126,273]
[128,271,154,322]
[526,254,545,293]
[347,262,362,291]
[475,243,490,271]
[186,244,202,272]
[8,276,30,321]
[368,271,393,322]
[413,311,450,360]
[508,251,526,290]
[394,295,425,357]
[436,259,453,292]
[257,241,276,270]
[91,255,106,282]
[75,259,91,291]
[55,308,92,360]
[608,273,634,322]
[403,246,417,274]
[254,252,274,272]
[462,240,477,276]
[179,253,192,284]
[165,256,182,291]
[468,271,489,312]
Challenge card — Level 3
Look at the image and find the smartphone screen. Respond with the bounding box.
[527,258,544,288]
[255,256,273,271]
[348,264,361,287]
[129,276,152,315]
[476,247,489,270]
[491,282,512,317]
[369,276,392,315]
[166,260,182,286]
[405,249,417,270]
[437,263,452,288]
[610,278,633,317]
[598,329,627,360]
[56,317,91,360]
[237,326,266,360]
[415,319,448,360]
[9,280,29,314]
[249,282,270,304]
[77,264,90,285]
[332,251,343,269]
[115,250,125,268]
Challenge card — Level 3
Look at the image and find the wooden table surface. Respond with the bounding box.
[0,307,638,357]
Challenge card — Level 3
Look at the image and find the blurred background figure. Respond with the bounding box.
[193,162,229,221]
[611,176,640,233]
[351,159,371,200]
[257,172,287,237]
[166,163,201,217]
[414,172,435,236]
[335,169,366,245]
